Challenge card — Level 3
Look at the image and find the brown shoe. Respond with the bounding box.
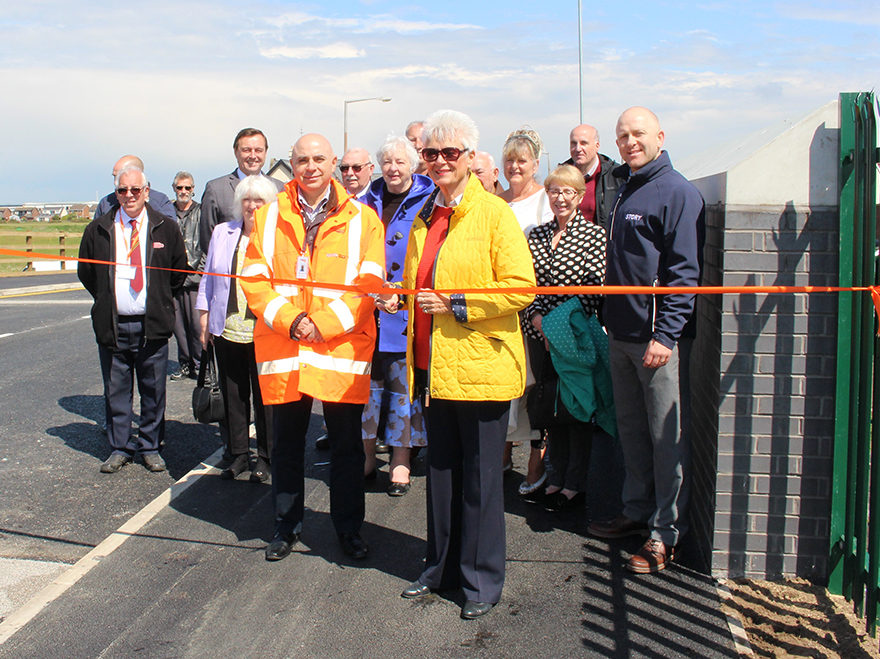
[587,515,649,539]
[627,538,675,573]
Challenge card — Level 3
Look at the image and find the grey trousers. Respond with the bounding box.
[609,337,690,547]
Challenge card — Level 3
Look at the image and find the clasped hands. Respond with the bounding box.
[293,317,323,343]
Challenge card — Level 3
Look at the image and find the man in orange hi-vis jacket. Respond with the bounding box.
[240,133,385,563]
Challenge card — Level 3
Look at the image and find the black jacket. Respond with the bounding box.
[561,153,624,231]
[175,201,203,289]
[78,206,187,347]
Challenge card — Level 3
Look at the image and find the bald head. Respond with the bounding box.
[569,124,600,174]
[291,133,337,204]
[113,155,145,178]
[615,107,664,173]
[471,151,499,193]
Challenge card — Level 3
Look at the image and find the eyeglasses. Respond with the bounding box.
[175,185,193,191]
[339,163,371,173]
[547,188,578,200]
[116,187,145,196]
[421,147,468,163]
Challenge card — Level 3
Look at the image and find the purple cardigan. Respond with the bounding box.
[196,220,245,337]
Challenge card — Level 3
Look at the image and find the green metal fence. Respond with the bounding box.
[830,91,879,633]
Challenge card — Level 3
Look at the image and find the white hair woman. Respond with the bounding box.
[196,175,278,481]
[360,135,435,496]
[388,109,536,619]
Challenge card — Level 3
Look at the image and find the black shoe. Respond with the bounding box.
[220,454,249,480]
[315,433,329,451]
[545,491,585,511]
[461,600,495,619]
[170,364,192,381]
[250,456,270,483]
[265,529,299,561]
[375,441,390,454]
[339,532,368,559]
[100,453,132,473]
[401,581,431,598]
[142,453,166,473]
[387,481,410,497]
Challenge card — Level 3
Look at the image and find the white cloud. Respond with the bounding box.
[259,43,365,59]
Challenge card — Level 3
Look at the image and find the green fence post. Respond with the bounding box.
[830,92,859,598]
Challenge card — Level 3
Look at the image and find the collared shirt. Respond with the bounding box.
[583,159,600,178]
[114,207,148,315]
[434,191,463,208]
[299,187,332,251]
[236,168,248,180]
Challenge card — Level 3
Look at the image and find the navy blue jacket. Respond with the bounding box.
[604,151,704,349]
[361,173,434,353]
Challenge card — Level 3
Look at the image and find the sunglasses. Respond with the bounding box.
[340,163,370,173]
[116,187,145,196]
[421,147,468,163]
[175,185,193,191]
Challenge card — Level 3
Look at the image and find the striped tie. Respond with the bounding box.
[129,219,143,293]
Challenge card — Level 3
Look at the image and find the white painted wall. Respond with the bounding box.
[688,100,841,208]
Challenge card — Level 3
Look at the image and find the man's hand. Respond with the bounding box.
[295,317,323,343]
[642,340,672,369]
[375,292,400,313]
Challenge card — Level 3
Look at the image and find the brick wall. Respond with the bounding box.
[692,203,839,579]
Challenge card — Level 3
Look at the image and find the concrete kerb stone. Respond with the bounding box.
[0,282,84,298]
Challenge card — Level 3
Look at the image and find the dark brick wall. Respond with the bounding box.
[690,203,838,580]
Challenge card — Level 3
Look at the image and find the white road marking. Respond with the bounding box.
[0,448,224,645]
[0,333,12,339]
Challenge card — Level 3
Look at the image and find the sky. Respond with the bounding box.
[0,0,877,204]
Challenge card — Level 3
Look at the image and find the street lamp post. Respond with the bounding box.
[577,0,583,124]
[343,97,392,153]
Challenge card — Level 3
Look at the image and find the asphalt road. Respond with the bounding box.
[0,284,739,657]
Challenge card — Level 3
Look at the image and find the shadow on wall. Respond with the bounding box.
[719,121,838,580]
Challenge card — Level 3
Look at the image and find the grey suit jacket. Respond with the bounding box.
[198,170,284,252]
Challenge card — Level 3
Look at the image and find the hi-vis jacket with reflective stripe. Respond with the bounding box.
[241,179,385,405]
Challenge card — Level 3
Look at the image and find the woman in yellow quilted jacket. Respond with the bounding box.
[386,109,535,620]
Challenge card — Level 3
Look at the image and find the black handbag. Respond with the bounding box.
[526,348,575,430]
[192,343,224,424]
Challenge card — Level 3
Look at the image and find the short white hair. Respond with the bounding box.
[421,110,479,152]
[232,175,279,220]
[115,165,147,188]
[376,135,420,172]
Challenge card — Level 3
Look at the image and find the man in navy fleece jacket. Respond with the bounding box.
[588,107,704,575]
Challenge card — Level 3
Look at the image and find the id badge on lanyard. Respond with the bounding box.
[295,253,309,280]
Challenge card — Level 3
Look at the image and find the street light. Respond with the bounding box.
[343,97,392,153]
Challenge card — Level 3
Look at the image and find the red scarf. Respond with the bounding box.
[413,205,453,370]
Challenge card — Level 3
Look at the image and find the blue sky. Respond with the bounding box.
[0,0,876,203]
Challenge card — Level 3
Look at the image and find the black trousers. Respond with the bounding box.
[546,422,593,491]
[97,316,168,456]
[272,397,365,536]
[420,398,509,604]
[213,336,272,460]
[172,288,202,369]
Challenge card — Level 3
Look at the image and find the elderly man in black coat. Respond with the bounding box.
[78,166,187,474]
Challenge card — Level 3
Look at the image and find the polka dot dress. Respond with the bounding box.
[522,210,606,341]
